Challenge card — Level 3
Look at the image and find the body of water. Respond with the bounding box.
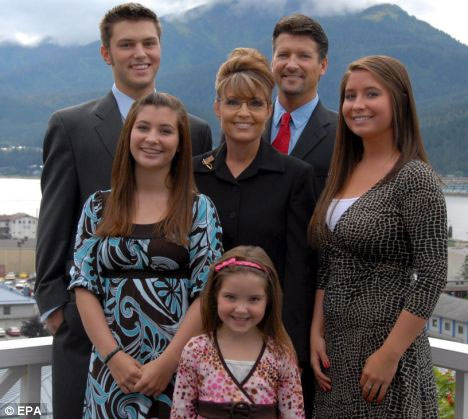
[1,177,467,241]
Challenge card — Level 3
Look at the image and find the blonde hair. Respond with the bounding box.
[215,48,275,102]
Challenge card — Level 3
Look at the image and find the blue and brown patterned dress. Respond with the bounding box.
[69,191,222,419]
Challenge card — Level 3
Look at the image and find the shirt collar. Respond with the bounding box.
[111,84,135,120]
[111,84,157,120]
[273,95,320,129]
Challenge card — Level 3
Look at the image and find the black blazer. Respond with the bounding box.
[193,141,317,364]
[264,100,337,194]
[35,91,212,314]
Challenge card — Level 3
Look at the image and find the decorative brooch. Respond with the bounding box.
[202,155,215,170]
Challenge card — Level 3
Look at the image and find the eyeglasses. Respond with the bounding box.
[219,97,268,111]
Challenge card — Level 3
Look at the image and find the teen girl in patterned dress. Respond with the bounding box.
[309,56,447,418]
[69,92,222,418]
[171,246,305,418]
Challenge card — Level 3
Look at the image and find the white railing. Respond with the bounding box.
[0,337,467,417]
[0,336,51,408]
[430,337,468,419]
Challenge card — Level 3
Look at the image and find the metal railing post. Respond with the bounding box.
[455,371,468,419]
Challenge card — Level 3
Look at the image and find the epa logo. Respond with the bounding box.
[1,404,47,416]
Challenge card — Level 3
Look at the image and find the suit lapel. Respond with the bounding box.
[291,101,328,160]
[93,91,123,159]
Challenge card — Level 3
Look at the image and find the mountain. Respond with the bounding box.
[1,2,467,176]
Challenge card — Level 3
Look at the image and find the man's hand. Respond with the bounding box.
[45,308,64,335]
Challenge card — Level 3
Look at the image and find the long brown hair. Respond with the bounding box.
[201,246,296,358]
[309,55,429,243]
[97,92,195,245]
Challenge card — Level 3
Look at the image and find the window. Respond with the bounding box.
[458,325,465,335]
[444,321,451,331]
[3,306,11,315]
[432,319,438,327]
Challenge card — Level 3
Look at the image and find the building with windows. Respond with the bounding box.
[0,284,37,329]
[427,293,468,344]
[0,213,37,240]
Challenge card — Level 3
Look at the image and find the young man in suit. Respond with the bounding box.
[34,4,212,418]
[267,14,337,194]
[266,14,338,416]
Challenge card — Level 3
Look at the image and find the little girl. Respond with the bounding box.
[170,246,305,418]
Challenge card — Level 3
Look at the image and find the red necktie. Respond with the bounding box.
[272,112,291,154]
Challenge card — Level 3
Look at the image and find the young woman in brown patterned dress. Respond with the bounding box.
[309,56,447,418]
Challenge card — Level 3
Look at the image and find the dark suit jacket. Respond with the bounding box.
[193,142,317,364]
[264,100,337,194]
[35,91,212,315]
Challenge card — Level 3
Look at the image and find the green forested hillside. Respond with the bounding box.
[0,3,467,175]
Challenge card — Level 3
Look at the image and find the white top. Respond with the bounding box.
[326,197,359,231]
[224,359,255,382]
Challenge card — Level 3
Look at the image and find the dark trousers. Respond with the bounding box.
[52,301,91,419]
[301,364,315,418]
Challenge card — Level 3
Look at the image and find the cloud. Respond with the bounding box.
[0,0,205,46]
[0,0,466,46]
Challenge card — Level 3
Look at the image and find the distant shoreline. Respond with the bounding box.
[0,176,40,180]
[444,191,468,197]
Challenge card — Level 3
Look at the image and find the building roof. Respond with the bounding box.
[0,213,37,221]
[0,285,36,305]
[433,293,468,322]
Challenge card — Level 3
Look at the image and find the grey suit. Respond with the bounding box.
[35,91,212,418]
[264,100,337,194]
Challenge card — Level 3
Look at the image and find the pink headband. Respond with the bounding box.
[214,257,266,273]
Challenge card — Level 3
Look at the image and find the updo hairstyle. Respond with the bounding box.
[215,47,275,102]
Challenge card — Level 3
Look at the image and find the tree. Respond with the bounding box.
[20,315,50,338]
[434,367,455,418]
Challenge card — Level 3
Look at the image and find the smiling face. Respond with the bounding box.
[129,105,179,174]
[216,272,268,337]
[342,69,394,143]
[272,33,327,108]
[101,19,160,98]
[215,86,271,146]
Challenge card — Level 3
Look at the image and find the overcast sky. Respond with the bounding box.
[0,0,467,47]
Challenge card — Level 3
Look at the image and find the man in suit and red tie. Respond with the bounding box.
[266,14,337,194]
[266,14,338,416]
[35,3,212,418]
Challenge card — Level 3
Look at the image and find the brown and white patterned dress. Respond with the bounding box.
[315,160,447,418]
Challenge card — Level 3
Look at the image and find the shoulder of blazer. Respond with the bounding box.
[51,91,118,124]
[312,101,338,129]
[188,112,209,129]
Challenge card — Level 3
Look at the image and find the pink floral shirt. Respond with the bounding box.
[171,333,305,418]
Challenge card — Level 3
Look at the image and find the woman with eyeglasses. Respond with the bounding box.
[193,47,316,411]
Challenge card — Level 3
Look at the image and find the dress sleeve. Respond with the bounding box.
[170,337,201,419]
[68,192,104,296]
[188,194,223,299]
[401,164,447,319]
[277,350,306,419]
